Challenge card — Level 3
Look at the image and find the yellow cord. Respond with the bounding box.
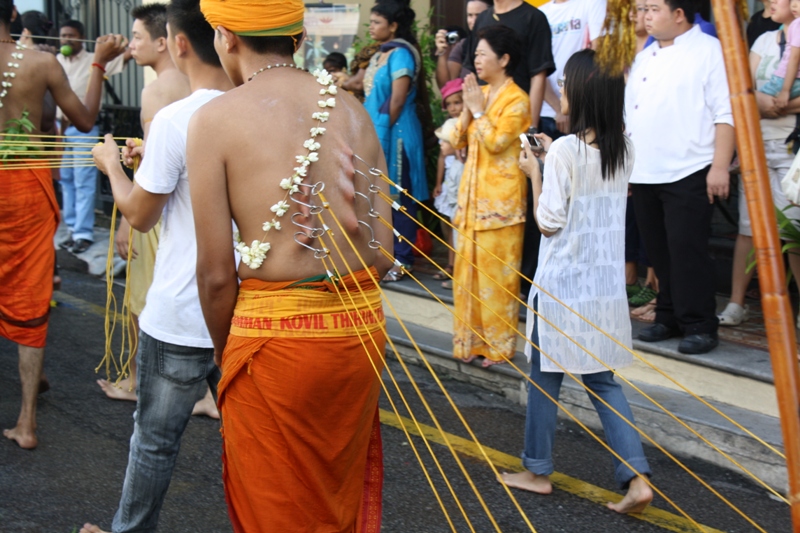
[374,173,786,463]
[96,138,142,388]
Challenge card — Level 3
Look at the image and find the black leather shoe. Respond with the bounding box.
[69,238,93,254]
[58,237,75,250]
[637,323,680,343]
[678,334,718,354]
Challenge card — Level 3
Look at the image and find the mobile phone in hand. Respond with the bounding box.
[524,127,543,154]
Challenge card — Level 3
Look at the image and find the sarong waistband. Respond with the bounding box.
[230,267,385,338]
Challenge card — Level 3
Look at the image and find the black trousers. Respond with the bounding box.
[631,167,718,336]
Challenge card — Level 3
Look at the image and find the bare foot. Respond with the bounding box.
[192,389,220,419]
[79,523,109,533]
[3,425,37,449]
[482,357,506,368]
[97,378,137,402]
[498,471,553,495]
[457,355,478,364]
[607,476,653,514]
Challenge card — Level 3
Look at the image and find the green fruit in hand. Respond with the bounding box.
[60,44,72,57]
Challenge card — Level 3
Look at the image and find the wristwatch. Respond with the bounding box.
[473,112,484,119]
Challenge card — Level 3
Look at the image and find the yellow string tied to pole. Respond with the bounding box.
[96,137,143,389]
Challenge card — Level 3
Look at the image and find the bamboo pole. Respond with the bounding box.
[710,0,800,529]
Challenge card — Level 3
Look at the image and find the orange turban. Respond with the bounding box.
[200,0,304,36]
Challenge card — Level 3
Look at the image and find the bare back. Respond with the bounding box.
[190,67,393,282]
[140,68,191,138]
[0,45,64,134]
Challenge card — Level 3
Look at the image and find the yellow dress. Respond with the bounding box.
[449,78,531,362]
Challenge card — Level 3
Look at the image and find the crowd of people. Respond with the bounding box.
[0,0,795,530]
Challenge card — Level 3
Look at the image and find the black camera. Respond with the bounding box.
[446,31,460,45]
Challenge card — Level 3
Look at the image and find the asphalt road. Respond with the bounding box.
[0,267,791,532]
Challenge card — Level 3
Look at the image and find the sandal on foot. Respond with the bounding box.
[626,283,641,299]
[441,280,453,290]
[629,286,657,307]
[382,267,405,283]
[718,302,749,327]
[432,265,453,281]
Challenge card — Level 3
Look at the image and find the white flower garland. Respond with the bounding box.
[0,47,24,108]
[235,68,338,269]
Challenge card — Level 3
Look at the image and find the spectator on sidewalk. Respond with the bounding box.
[718,0,800,327]
[464,0,555,299]
[363,0,428,282]
[538,0,606,140]
[626,0,734,355]
[450,25,530,367]
[626,0,659,323]
[748,0,781,49]
[434,0,491,88]
[56,19,129,254]
[432,78,466,288]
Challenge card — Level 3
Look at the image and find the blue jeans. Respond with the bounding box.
[60,125,99,242]
[523,300,651,489]
[111,331,219,533]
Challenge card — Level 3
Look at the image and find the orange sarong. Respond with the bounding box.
[219,268,386,533]
[0,166,59,347]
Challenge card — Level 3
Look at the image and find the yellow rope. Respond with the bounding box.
[317,254,463,532]
[374,172,786,463]
[373,205,788,506]
[316,195,545,531]
[95,139,142,388]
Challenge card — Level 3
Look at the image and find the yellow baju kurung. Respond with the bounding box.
[449,79,531,362]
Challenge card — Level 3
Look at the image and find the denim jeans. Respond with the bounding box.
[60,125,99,242]
[523,299,651,488]
[111,331,219,533]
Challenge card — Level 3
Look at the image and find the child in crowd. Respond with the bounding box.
[433,78,465,289]
[322,51,347,73]
[761,0,800,132]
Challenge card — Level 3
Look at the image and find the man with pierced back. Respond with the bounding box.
[0,0,125,450]
[189,0,393,529]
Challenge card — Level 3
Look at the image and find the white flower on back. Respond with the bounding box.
[293,165,308,177]
[307,152,320,162]
[317,98,336,108]
[271,200,290,217]
[310,127,326,137]
[303,139,321,151]
[280,178,294,190]
[311,112,330,122]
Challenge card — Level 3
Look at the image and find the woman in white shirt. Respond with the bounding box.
[501,49,653,514]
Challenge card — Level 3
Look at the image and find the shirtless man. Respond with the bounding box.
[188,0,393,528]
[96,2,217,419]
[83,0,231,529]
[0,0,125,450]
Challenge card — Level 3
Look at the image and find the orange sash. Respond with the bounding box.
[0,166,59,347]
[220,268,385,533]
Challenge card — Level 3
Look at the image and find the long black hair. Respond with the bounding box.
[563,49,628,180]
[371,0,417,46]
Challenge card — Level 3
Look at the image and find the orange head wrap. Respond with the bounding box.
[200,0,304,37]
